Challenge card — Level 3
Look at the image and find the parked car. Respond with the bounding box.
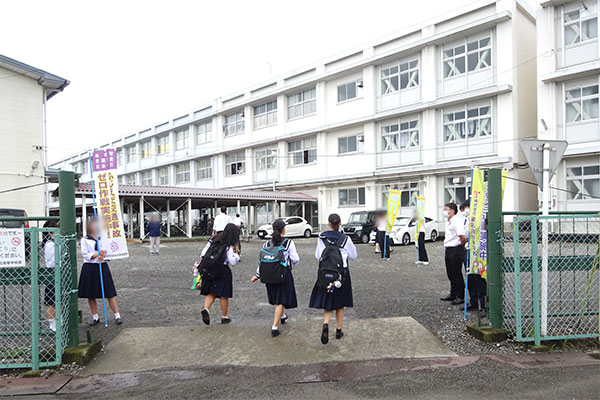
[369,215,439,245]
[257,216,312,239]
[342,210,379,244]
[0,208,31,257]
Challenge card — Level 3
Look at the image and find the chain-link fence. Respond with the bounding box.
[0,227,73,369]
[502,213,600,345]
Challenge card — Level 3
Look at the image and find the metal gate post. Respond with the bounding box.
[59,170,79,347]
[30,228,40,371]
[487,168,503,329]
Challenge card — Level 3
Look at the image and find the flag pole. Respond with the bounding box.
[88,151,108,327]
[464,166,475,321]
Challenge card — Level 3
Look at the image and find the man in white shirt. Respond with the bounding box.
[232,213,245,228]
[441,202,467,305]
[212,206,233,234]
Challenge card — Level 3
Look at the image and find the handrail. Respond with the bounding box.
[502,211,600,216]
[0,216,59,222]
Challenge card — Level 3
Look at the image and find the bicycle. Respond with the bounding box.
[240,226,250,243]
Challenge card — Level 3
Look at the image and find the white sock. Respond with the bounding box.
[92,314,99,321]
[114,312,121,319]
[272,325,278,331]
[282,313,287,319]
[49,319,56,332]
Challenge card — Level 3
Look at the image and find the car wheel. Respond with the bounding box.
[402,233,411,246]
[303,229,311,238]
[430,230,438,242]
[361,233,370,244]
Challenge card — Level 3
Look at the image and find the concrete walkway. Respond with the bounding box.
[83,317,455,375]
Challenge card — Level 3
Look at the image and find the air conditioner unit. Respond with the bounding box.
[357,134,365,142]
[452,177,465,184]
[356,79,364,88]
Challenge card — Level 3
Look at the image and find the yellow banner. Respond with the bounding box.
[386,189,402,232]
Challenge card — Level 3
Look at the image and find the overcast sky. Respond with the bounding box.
[1,0,535,163]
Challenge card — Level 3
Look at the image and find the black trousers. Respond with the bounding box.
[444,245,465,299]
[417,232,428,262]
[468,274,487,308]
[376,231,390,259]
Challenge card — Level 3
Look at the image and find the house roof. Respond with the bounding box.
[0,54,69,99]
[74,182,316,202]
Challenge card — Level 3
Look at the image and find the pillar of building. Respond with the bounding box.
[166,199,171,237]
[128,203,133,238]
[139,196,145,240]
[186,199,192,238]
[81,195,87,236]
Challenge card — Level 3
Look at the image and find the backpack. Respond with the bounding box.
[259,239,290,284]
[199,240,229,280]
[317,234,346,289]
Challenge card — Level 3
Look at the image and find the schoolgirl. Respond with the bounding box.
[199,223,240,325]
[250,219,300,337]
[78,219,122,326]
[309,213,357,344]
[43,225,56,332]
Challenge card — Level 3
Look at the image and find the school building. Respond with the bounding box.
[50,0,540,232]
[536,0,600,212]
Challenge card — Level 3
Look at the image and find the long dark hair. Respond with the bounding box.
[271,219,286,245]
[212,223,239,246]
[328,213,341,231]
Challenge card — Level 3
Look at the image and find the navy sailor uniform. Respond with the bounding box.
[256,238,300,309]
[78,236,118,299]
[199,238,240,298]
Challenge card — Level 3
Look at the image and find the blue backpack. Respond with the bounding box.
[258,239,290,284]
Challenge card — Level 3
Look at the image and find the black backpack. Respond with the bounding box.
[199,240,228,280]
[317,234,346,289]
[258,239,290,284]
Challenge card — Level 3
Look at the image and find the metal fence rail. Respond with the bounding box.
[0,227,72,370]
[503,214,599,345]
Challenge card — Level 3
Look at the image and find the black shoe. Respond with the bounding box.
[115,318,122,325]
[478,309,487,318]
[201,308,210,325]
[221,317,231,324]
[271,329,280,337]
[440,295,454,301]
[89,319,100,327]
[466,304,479,311]
[335,329,344,340]
[321,324,329,345]
[280,314,288,324]
[451,298,465,305]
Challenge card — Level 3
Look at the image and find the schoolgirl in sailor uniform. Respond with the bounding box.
[78,219,122,326]
[250,219,300,337]
[309,213,357,344]
[199,223,240,325]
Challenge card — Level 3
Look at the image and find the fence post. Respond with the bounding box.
[30,228,40,371]
[59,171,79,347]
[487,168,503,329]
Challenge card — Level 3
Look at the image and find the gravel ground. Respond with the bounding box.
[77,237,530,356]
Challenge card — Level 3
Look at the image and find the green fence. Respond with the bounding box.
[502,213,599,345]
[0,226,73,370]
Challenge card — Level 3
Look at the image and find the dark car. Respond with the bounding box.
[342,210,379,244]
[0,208,31,258]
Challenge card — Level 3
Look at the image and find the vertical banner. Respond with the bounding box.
[469,169,487,278]
[92,149,129,260]
[416,195,425,240]
[386,189,402,231]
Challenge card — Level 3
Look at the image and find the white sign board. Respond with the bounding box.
[0,228,26,267]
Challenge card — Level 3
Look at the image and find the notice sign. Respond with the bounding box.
[92,149,129,260]
[0,228,26,267]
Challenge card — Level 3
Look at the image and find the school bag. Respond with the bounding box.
[317,234,346,289]
[258,239,290,284]
[198,241,229,280]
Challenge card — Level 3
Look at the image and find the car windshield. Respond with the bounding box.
[395,217,411,226]
[348,213,367,224]
[268,218,285,225]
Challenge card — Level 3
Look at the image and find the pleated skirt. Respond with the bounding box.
[309,268,353,310]
[200,265,233,298]
[266,270,298,309]
[78,262,117,299]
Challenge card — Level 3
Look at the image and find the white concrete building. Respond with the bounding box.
[0,54,69,217]
[51,0,538,231]
[537,0,600,211]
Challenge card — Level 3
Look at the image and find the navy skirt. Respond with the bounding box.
[309,268,353,310]
[78,262,117,299]
[200,265,233,298]
[266,270,298,309]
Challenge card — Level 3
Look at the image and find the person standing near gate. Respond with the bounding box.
[413,210,429,265]
[375,211,390,260]
[147,213,162,256]
[43,223,57,332]
[461,200,486,316]
[441,203,466,305]
[212,206,233,235]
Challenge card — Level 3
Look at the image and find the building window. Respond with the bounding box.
[157,136,170,155]
[141,170,152,185]
[566,161,600,200]
[196,158,212,181]
[566,84,599,123]
[255,147,277,171]
[443,102,492,142]
[126,146,136,163]
[337,82,357,102]
[564,8,598,46]
[339,187,365,206]
[126,174,136,185]
[288,137,317,166]
[444,176,470,205]
[224,111,245,136]
[175,163,190,184]
[443,36,491,79]
[116,149,123,167]
[288,87,316,120]
[225,151,246,176]
[175,129,189,150]
[381,58,419,95]
[158,167,169,185]
[381,119,419,151]
[195,120,212,144]
[381,182,420,208]
[118,175,125,185]
[81,161,88,175]
[254,100,277,129]
[338,135,359,154]
[140,141,152,159]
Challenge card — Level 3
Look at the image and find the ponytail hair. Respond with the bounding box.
[328,213,342,231]
[271,219,286,245]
